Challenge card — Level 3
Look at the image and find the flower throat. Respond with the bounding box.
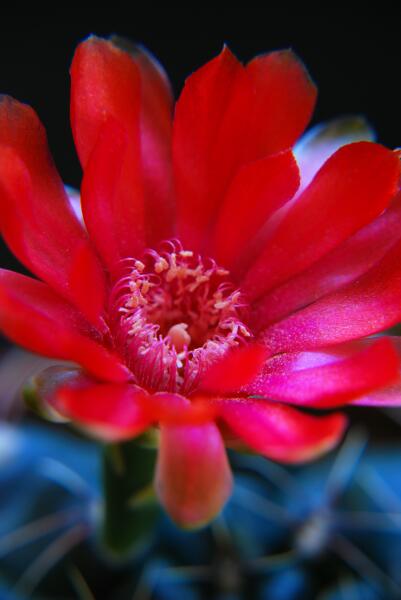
[110,240,251,395]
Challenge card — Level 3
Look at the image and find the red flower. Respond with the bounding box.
[0,36,401,527]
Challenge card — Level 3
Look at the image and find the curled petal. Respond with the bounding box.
[0,269,128,382]
[217,398,347,463]
[243,338,399,407]
[155,423,232,528]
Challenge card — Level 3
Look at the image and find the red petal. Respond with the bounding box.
[261,236,401,353]
[251,193,401,329]
[143,392,217,425]
[0,269,128,382]
[71,36,175,251]
[243,338,399,407]
[53,377,149,441]
[243,142,401,301]
[350,337,401,406]
[71,36,141,168]
[198,344,270,395]
[174,48,316,251]
[155,423,232,528]
[0,98,106,326]
[242,50,316,154]
[71,37,147,264]
[80,119,145,271]
[173,47,242,250]
[217,398,347,463]
[117,40,175,245]
[294,116,375,193]
[212,151,300,268]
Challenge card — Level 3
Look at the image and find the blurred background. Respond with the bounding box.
[1,11,401,599]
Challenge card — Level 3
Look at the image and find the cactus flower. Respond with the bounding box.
[0,36,401,528]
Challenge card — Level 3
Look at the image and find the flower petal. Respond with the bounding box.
[243,338,399,407]
[71,36,145,262]
[261,236,401,353]
[155,423,232,528]
[351,383,401,406]
[143,393,217,425]
[242,49,317,153]
[217,398,347,463]
[174,47,316,251]
[0,269,128,382]
[110,38,175,245]
[173,47,241,250]
[350,337,401,406]
[212,151,300,268]
[242,142,400,301]
[0,98,106,327]
[51,375,149,441]
[251,193,401,329]
[72,36,175,253]
[198,344,270,395]
[80,118,145,270]
[71,35,141,168]
[294,116,375,193]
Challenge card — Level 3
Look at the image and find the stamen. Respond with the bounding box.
[109,241,251,394]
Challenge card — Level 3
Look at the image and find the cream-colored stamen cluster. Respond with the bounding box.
[111,241,251,394]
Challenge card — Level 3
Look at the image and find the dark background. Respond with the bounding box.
[1,13,400,184]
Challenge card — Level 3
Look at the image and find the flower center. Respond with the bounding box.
[110,240,251,394]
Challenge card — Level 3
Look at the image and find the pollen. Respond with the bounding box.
[109,240,251,394]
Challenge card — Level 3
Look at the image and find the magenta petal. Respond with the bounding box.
[242,142,400,301]
[261,236,401,353]
[251,193,401,329]
[217,398,347,463]
[243,338,399,407]
[351,382,401,406]
[155,423,233,528]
